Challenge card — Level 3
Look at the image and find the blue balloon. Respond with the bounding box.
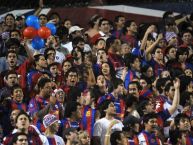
[46,23,56,35]
[32,37,45,50]
[26,15,40,29]
[34,23,40,30]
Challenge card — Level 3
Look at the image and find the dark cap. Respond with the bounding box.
[16,15,25,21]
[122,115,140,131]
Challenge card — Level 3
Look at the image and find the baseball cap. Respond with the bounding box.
[69,26,83,34]
[43,114,59,128]
[165,31,177,42]
[54,88,64,94]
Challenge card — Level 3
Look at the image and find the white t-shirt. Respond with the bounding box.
[163,101,183,121]
[29,125,65,145]
[55,50,65,64]
[93,118,123,145]
[42,135,65,145]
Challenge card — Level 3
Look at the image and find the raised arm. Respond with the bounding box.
[85,59,96,87]
[35,94,57,120]
[104,120,120,145]
[33,0,44,16]
[140,25,155,51]
[121,67,128,81]
[23,39,34,62]
[175,15,190,26]
[145,33,163,61]
[168,78,180,115]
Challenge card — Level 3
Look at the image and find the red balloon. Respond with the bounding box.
[38,26,51,39]
[23,27,37,39]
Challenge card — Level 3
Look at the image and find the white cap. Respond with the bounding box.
[43,114,59,128]
[54,88,64,94]
[69,26,83,34]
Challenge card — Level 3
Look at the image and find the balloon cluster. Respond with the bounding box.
[23,15,56,50]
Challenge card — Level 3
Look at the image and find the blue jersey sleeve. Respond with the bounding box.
[28,98,39,117]
[157,109,171,121]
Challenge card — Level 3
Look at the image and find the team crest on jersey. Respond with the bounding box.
[86,110,91,117]
[55,104,59,109]
[29,103,33,108]
[151,139,155,143]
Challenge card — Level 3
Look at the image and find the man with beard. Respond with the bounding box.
[43,114,65,145]
[28,77,63,132]
[138,113,162,145]
[93,100,123,145]
[127,81,141,101]
[3,111,46,145]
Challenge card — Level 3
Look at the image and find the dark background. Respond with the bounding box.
[0,0,193,14]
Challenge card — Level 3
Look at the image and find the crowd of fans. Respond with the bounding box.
[0,0,193,144]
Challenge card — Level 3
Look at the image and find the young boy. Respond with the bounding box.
[11,84,27,111]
